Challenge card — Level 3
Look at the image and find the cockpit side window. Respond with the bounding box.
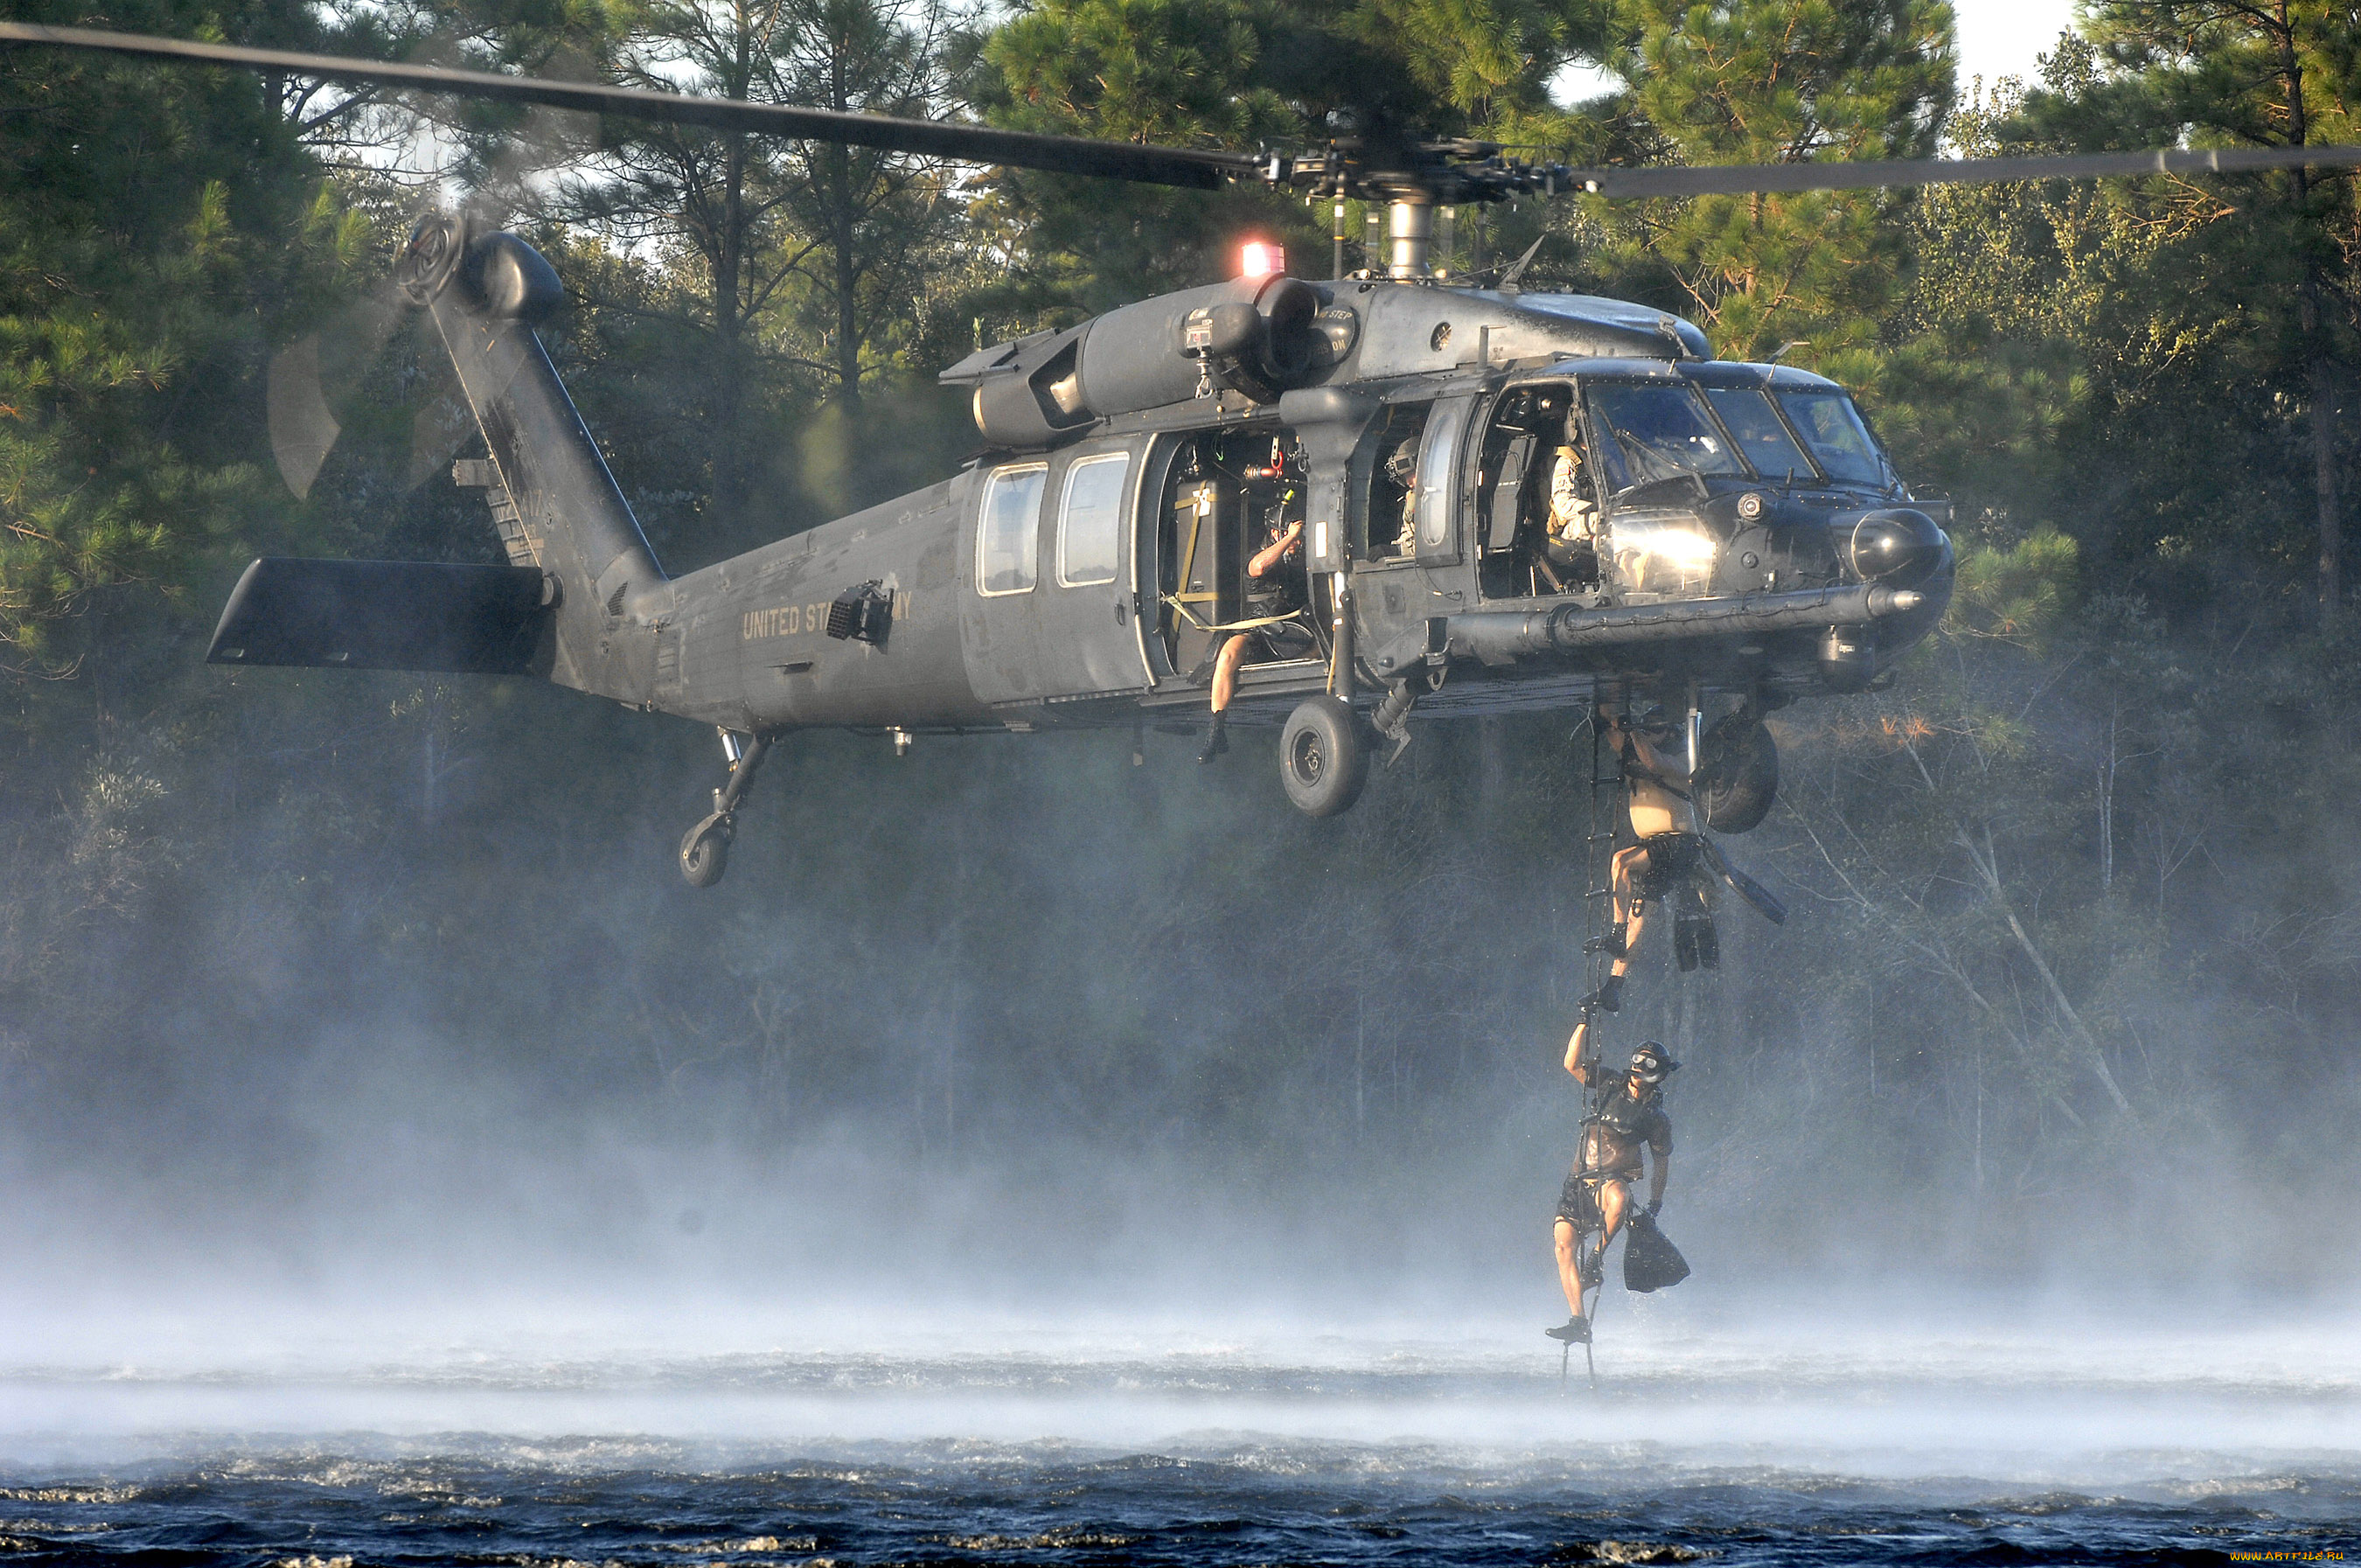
[1365,403,1432,560]
[1587,382,1748,491]
[1703,387,1814,482]
[1775,390,1892,489]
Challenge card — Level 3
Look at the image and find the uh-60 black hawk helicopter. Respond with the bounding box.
[13,24,2361,886]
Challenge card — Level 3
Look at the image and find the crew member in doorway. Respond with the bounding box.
[1550,1021,1676,1344]
[1383,432,1421,558]
[1587,707,1707,1012]
[1201,464,1313,763]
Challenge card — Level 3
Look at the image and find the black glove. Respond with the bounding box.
[1645,1199,1661,1218]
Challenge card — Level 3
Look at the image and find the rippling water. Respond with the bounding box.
[3,1314,2357,1565]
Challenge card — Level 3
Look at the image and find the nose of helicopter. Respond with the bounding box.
[1844,507,1948,588]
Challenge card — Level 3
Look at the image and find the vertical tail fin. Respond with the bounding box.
[396,215,667,703]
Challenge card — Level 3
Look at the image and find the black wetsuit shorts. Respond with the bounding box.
[1635,833,1702,900]
[1556,1173,1603,1231]
[1240,617,1317,663]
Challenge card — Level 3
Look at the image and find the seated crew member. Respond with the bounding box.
[1587,707,1703,1012]
[1549,433,1601,542]
[1201,488,1313,763]
[1550,1022,1676,1345]
[1383,433,1420,558]
[1533,436,1603,592]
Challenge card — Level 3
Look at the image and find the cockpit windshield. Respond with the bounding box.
[1703,387,1814,481]
[1587,383,1747,492]
[1775,389,1892,489]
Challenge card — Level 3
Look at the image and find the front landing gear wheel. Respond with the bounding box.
[1696,713,1779,833]
[1279,696,1369,817]
[679,812,734,887]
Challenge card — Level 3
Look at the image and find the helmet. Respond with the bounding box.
[1629,1042,1679,1083]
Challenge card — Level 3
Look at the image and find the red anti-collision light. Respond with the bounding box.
[1239,242,1285,279]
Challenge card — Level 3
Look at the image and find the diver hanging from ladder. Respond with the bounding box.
[1549,1015,1677,1346]
[1584,703,1788,1014]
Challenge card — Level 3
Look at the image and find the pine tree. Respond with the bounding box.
[959,0,1607,314]
[1591,0,1954,366]
[0,0,336,674]
[2024,0,2361,612]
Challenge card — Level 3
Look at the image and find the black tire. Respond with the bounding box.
[1278,695,1369,817]
[679,815,733,887]
[1696,714,1779,833]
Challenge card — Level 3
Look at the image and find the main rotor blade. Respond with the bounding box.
[0,22,1252,190]
[1571,143,2361,199]
[17,21,2361,204]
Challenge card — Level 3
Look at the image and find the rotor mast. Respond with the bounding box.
[1276,134,1570,281]
[1384,199,1435,279]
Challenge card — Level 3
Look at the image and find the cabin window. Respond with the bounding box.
[1366,404,1432,559]
[978,463,1048,595]
[1057,451,1130,587]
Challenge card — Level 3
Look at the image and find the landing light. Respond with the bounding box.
[1239,241,1285,279]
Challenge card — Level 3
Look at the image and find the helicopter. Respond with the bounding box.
[10,22,2361,886]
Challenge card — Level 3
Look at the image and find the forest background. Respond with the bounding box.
[2,0,2355,1315]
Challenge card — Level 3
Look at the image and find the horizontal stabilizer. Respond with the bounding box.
[207,558,549,674]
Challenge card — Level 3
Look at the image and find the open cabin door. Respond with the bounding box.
[960,438,1152,709]
[1150,426,1326,690]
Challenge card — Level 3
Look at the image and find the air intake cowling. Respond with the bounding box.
[950,276,1331,448]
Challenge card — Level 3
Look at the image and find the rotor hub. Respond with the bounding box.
[394,213,467,305]
[1258,134,1574,277]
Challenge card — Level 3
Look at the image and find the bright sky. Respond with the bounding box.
[1552,0,2085,112]
[1954,0,2084,94]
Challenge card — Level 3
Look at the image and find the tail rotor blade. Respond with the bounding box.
[266,284,411,501]
[407,394,476,490]
[267,334,340,500]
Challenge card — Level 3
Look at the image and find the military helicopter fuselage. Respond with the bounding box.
[208,218,1954,881]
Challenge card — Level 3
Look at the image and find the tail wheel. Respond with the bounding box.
[679,813,734,887]
[1696,714,1779,833]
[1279,695,1369,817]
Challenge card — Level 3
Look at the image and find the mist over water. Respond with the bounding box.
[6,679,2361,1561]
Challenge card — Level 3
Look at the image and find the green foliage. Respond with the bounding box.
[0,0,362,672]
[960,0,1609,317]
[1588,0,1954,363]
[985,0,1289,143]
[1949,526,2079,650]
[958,0,1319,316]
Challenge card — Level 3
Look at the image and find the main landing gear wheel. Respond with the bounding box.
[1279,695,1369,817]
[679,812,734,887]
[679,729,770,886]
[1696,714,1779,833]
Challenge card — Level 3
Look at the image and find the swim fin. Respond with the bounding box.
[1698,835,1786,925]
